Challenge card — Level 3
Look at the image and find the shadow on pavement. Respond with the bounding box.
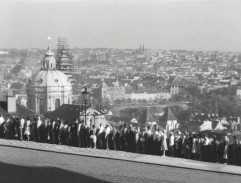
[0,161,109,183]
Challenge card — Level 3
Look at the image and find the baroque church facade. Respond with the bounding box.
[26,40,73,114]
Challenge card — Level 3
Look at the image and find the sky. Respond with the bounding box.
[0,0,241,51]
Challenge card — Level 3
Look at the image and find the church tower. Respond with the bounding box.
[56,38,73,79]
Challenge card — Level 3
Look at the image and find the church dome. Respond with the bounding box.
[28,69,71,87]
[26,38,73,115]
[28,39,71,88]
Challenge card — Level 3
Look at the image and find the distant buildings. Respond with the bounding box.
[237,87,241,99]
[102,79,125,102]
[125,90,170,101]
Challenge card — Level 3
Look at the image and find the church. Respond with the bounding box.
[26,39,73,114]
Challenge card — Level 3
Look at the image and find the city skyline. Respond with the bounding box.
[1,0,241,51]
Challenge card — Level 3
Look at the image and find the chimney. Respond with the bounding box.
[7,90,16,114]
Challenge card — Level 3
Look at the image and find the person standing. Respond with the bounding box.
[191,134,198,159]
[79,122,86,147]
[175,131,182,158]
[161,130,168,157]
[210,135,217,163]
[58,120,65,145]
[187,133,193,159]
[4,115,12,139]
[223,136,229,164]
[0,114,5,138]
[77,121,82,147]
[152,127,159,155]
[216,136,223,163]
[144,126,153,154]
[182,132,188,158]
[232,136,239,165]
[51,119,58,144]
[97,123,104,149]
[37,116,43,142]
[31,118,38,142]
[90,125,97,148]
[24,117,31,141]
[18,117,25,141]
[197,133,204,161]
[10,115,17,139]
[169,132,175,157]
[85,126,91,148]
[203,134,210,161]
[112,126,117,150]
[105,124,111,150]
[71,119,78,147]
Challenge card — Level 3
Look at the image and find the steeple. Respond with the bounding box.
[139,44,142,53]
[142,44,145,52]
[43,37,56,70]
[56,37,72,77]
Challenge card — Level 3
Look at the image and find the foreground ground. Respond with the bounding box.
[0,146,241,183]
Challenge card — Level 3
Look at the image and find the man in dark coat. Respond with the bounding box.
[4,115,12,139]
[210,135,217,163]
[70,119,78,147]
[10,115,17,139]
[182,132,188,158]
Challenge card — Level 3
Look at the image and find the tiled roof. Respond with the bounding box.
[212,121,219,130]
[16,104,36,118]
[119,107,156,128]
[0,101,36,118]
[44,104,82,122]
[159,107,177,128]
[10,83,25,90]
[0,106,8,116]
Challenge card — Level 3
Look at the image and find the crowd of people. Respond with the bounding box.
[0,114,241,166]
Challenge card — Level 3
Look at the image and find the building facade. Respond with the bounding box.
[102,80,125,102]
[125,90,171,101]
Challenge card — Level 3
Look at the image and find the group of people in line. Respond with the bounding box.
[0,114,241,166]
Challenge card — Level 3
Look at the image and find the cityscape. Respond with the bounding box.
[0,0,241,183]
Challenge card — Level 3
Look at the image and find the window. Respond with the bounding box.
[55,99,60,109]
[40,99,44,114]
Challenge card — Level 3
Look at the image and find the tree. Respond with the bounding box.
[127,98,132,104]
[101,99,111,111]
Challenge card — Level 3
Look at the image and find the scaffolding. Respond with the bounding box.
[56,37,69,61]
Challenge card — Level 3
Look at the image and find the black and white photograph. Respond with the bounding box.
[0,0,241,182]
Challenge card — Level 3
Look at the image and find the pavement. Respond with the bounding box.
[0,139,241,176]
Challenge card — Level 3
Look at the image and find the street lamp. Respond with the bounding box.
[82,86,89,125]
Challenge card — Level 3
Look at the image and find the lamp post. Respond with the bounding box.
[82,86,89,125]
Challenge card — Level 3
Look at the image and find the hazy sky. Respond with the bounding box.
[0,0,241,51]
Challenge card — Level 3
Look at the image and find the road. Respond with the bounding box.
[0,146,240,183]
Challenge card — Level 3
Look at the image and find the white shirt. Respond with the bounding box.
[77,123,82,133]
[37,119,42,128]
[98,125,104,134]
[105,126,111,138]
[20,118,25,127]
[153,131,159,140]
[203,137,210,146]
[0,116,5,125]
[169,135,175,146]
